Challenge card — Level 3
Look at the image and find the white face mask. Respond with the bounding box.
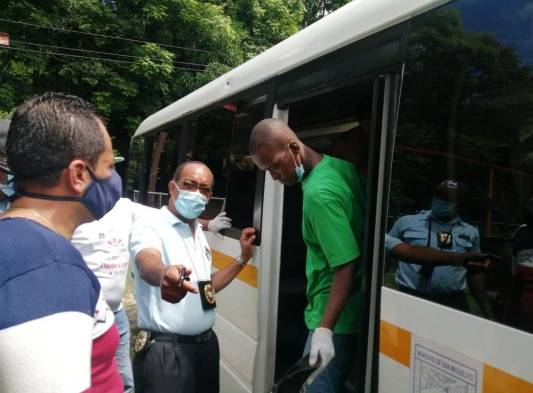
[173,183,208,220]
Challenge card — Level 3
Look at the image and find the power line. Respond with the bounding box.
[9,39,206,68]
[0,45,203,71]
[0,17,214,54]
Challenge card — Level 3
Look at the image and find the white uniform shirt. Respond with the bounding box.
[130,206,215,335]
[72,198,151,312]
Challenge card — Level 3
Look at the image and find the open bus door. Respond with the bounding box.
[271,68,403,392]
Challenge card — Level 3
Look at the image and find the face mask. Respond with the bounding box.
[174,184,208,220]
[18,167,123,220]
[288,144,305,183]
[431,197,457,220]
[0,174,15,197]
[82,168,123,219]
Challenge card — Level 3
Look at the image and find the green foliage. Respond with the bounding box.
[0,0,307,188]
[302,0,351,27]
[227,0,305,58]
[390,6,533,235]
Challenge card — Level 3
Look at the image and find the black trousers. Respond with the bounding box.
[133,330,220,393]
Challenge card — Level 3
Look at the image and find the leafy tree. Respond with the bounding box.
[390,6,533,236]
[0,0,306,188]
[302,0,350,27]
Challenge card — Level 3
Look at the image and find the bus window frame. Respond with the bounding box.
[186,84,277,246]
[361,71,403,393]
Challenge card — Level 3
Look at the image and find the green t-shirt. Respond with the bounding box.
[301,155,366,334]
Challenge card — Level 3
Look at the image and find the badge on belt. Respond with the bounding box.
[134,330,151,353]
[198,280,217,310]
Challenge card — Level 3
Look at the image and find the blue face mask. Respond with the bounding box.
[174,185,208,220]
[431,197,458,220]
[18,167,123,220]
[0,174,15,197]
[289,145,305,183]
[82,168,123,219]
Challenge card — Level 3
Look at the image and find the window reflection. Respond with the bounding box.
[386,0,533,332]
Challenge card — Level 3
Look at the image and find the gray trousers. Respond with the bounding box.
[133,330,219,393]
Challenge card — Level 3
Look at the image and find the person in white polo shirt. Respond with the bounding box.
[72,190,232,393]
[129,160,256,393]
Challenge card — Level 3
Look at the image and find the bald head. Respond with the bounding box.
[249,118,308,185]
[249,118,300,155]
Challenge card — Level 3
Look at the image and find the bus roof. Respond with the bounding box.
[133,0,446,139]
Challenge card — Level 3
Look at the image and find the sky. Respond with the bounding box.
[457,0,533,65]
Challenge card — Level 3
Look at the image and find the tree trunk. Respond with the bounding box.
[147,132,167,207]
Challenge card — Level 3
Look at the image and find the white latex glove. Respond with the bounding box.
[306,327,335,386]
[208,212,232,235]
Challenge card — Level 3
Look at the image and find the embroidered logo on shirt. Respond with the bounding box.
[107,237,124,247]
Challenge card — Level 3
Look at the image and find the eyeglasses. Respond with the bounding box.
[176,180,212,197]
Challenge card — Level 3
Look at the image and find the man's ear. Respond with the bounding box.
[65,160,89,196]
[168,180,177,198]
[288,141,300,154]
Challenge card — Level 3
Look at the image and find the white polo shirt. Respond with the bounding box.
[129,206,215,335]
[72,198,153,312]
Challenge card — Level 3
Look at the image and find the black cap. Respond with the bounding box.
[434,179,462,202]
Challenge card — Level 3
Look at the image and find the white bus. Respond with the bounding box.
[132,0,533,392]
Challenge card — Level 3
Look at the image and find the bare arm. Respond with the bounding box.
[136,248,167,285]
[211,228,256,292]
[391,242,489,267]
[198,218,209,230]
[319,261,355,329]
[136,248,197,303]
[212,261,246,292]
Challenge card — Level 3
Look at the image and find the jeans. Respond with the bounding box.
[303,330,357,393]
[114,308,134,393]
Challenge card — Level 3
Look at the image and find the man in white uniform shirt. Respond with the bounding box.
[130,161,255,393]
[72,194,232,393]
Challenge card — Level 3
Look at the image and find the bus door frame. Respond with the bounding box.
[360,70,403,393]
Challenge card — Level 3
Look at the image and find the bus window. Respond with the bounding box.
[132,129,179,207]
[275,79,373,388]
[194,101,266,239]
[386,0,533,332]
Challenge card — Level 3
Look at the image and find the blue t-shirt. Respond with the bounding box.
[0,218,100,330]
[389,210,479,294]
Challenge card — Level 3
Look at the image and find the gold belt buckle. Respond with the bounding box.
[134,330,151,353]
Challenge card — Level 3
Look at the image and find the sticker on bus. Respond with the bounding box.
[412,335,481,393]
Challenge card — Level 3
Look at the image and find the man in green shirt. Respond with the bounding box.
[249,118,365,393]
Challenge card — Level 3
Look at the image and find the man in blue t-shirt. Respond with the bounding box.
[0,93,138,393]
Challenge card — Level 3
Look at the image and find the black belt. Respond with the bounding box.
[150,329,213,344]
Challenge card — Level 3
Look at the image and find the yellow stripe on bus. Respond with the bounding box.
[483,364,533,393]
[379,320,412,368]
[212,250,258,288]
[378,319,533,392]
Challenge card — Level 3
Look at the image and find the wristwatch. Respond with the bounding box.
[235,255,248,266]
